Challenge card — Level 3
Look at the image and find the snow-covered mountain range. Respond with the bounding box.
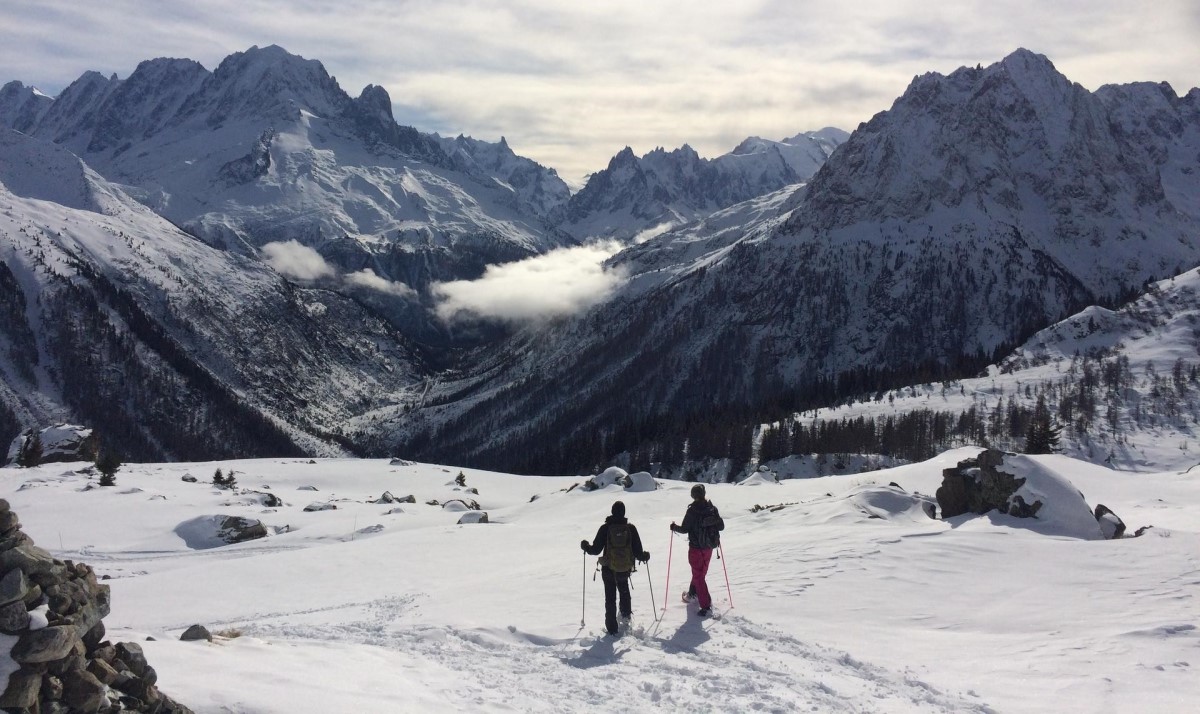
[3,47,1198,477]
[387,49,1200,474]
[0,127,424,461]
[563,129,847,241]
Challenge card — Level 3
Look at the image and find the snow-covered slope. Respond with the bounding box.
[792,265,1200,472]
[0,128,425,461]
[395,49,1200,474]
[563,129,847,241]
[0,46,573,295]
[3,449,1197,712]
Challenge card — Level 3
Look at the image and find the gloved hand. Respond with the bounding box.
[670,521,677,531]
[580,540,590,552]
[638,551,650,563]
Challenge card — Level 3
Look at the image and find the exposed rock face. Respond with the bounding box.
[216,516,269,544]
[179,625,212,642]
[0,498,193,712]
[936,449,1041,519]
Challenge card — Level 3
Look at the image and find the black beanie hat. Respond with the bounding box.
[611,500,626,517]
[691,484,706,500]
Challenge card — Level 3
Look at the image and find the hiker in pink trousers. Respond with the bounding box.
[670,484,724,617]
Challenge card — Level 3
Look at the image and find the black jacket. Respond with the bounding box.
[584,515,647,563]
[671,500,724,549]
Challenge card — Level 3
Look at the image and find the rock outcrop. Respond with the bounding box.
[936,449,1037,519]
[0,499,192,713]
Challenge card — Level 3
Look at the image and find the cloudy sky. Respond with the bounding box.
[2,1,1197,183]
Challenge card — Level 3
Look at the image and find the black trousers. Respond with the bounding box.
[601,566,632,634]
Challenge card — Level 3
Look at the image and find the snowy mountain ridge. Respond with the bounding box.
[388,49,1200,475]
[0,127,425,462]
[564,128,848,241]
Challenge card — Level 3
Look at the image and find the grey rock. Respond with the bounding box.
[0,567,31,606]
[180,624,213,642]
[83,619,106,651]
[0,668,41,708]
[936,449,1038,519]
[41,674,64,701]
[181,474,198,483]
[12,624,79,663]
[0,508,20,535]
[303,502,336,512]
[0,544,67,582]
[88,657,118,684]
[1095,504,1127,539]
[457,512,489,525]
[115,641,148,676]
[0,598,30,634]
[217,516,269,544]
[62,668,107,712]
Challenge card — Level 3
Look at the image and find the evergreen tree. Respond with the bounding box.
[455,471,467,487]
[213,468,226,487]
[1024,396,1061,455]
[16,431,42,468]
[96,451,121,487]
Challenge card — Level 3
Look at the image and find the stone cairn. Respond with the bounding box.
[0,499,192,713]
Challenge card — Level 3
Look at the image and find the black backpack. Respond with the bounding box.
[696,504,724,550]
[605,522,635,573]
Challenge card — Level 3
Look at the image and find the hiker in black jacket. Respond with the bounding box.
[581,501,650,635]
[670,484,724,617]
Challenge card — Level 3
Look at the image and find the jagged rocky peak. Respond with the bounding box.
[354,83,395,124]
[0,81,53,133]
[189,44,351,125]
[88,57,211,152]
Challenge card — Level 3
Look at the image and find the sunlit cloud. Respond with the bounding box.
[345,268,415,298]
[261,240,335,280]
[432,241,627,323]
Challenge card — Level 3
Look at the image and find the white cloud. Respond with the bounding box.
[261,240,335,280]
[3,1,1198,181]
[432,241,627,324]
[345,268,416,298]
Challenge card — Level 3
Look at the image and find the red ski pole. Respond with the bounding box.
[719,542,733,609]
[661,531,674,616]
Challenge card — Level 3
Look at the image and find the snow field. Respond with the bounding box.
[1,448,1197,712]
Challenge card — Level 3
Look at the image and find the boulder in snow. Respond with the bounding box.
[298,485,319,491]
[457,511,489,525]
[180,624,212,642]
[626,471,658,492]
[389,457,414,466]
[442,499,481,512]
[303,502,337,512]
[1094,504,1126,539]
[181,474,198,483]
[6,424,99,467]
[583,466,629,491]
[739,470,779,486]
[936,450,1105,539]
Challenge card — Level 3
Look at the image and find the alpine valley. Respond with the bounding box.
[2,45,1199,481]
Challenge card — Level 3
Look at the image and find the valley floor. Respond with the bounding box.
[2,449,1197,712]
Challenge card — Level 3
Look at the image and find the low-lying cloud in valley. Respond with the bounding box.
[262,241,415,297]
[432,241,627,324]
[262,240,335,280]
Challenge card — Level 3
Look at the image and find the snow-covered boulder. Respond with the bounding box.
[303,502,337,512]
[442,499,481,512]
[6,424,98,467]
[625,471,658,492]
[1094,504,1126,539]
[583,466,629,491]
[457,511,489,525]
[739,469,779,486]
[936,450,1106,539]
[174,515,268,549]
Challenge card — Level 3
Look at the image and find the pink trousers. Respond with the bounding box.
[688,547,714,609]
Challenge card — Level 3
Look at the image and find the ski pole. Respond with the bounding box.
[646,562,658,622]
[581,552,587,626]
[718,542,733,609]
[661,532,674,616]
